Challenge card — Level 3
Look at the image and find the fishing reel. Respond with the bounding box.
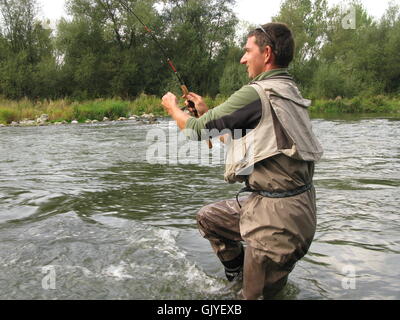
[180,85,199,117]
[180,101,199,117]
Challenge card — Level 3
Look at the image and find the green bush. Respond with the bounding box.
[309,96,400,114]
[0,108,18,124]
[72,100,130,121]
[128,93,165,116]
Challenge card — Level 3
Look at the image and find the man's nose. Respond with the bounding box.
[240,55,247,65]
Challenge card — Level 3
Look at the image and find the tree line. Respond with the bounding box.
[0,0,399,102]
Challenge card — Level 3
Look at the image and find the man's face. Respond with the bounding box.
[240,36,267,79]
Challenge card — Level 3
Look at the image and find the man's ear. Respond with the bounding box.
[264,45,276,65]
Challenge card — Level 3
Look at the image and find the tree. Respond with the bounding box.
[57,0,169,98]
[379,2,400,93]
[318,1,385,97]
[218,46,248,96]
[160,0,238,95]
[272,0,333,92]
[0,0,57,99]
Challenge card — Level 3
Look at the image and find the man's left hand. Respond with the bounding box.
[161,92,179,114]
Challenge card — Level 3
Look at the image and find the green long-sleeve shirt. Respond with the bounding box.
[185,68,291,140]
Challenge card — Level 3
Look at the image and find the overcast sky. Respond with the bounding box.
[37,0,394,24]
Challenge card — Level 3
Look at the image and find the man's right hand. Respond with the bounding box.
[185,92,209,117]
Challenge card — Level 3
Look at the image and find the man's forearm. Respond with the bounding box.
[167,105,192,130]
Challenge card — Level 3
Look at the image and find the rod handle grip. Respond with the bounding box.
[181,85,197,116]
[181,85,213,149]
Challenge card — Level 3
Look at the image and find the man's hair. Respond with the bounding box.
[247,22,295,68]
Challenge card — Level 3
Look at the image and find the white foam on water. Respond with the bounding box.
[128,225,226,295]
[177,261,226,294]
[101,261,134,281]
[129,227,186,259]
[1,212,228,298]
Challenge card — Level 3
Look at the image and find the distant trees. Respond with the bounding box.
[0,0,57,98]
[55,0,238,99]
[274,0,400,98]
[56,0,163,99]
[0,0,399,101]
[160,0,238,96]
[218,46,248,95]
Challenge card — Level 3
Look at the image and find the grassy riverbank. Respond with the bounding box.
[1,94,399,125]
[0,94,160,124]
[310,96,400,114]
[0,94,228,125]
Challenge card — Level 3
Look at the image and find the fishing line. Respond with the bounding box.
[116,0,191,99]
[113,0,212,148]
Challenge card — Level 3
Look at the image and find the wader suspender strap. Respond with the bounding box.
[235,181,313,209]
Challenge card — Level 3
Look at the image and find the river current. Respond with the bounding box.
[0,115,399,299]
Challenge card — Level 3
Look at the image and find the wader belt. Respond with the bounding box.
[235,182,313,208]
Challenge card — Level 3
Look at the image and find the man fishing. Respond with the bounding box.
[161,23,323,300]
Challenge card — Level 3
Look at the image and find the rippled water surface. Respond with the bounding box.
[0,116,399,299]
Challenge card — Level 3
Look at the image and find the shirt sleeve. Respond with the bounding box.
[184,85,261,141]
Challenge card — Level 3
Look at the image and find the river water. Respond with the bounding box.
[0,115,399,300]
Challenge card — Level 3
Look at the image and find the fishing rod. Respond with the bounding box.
[118,2,188,96]
[116,0,212,148]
